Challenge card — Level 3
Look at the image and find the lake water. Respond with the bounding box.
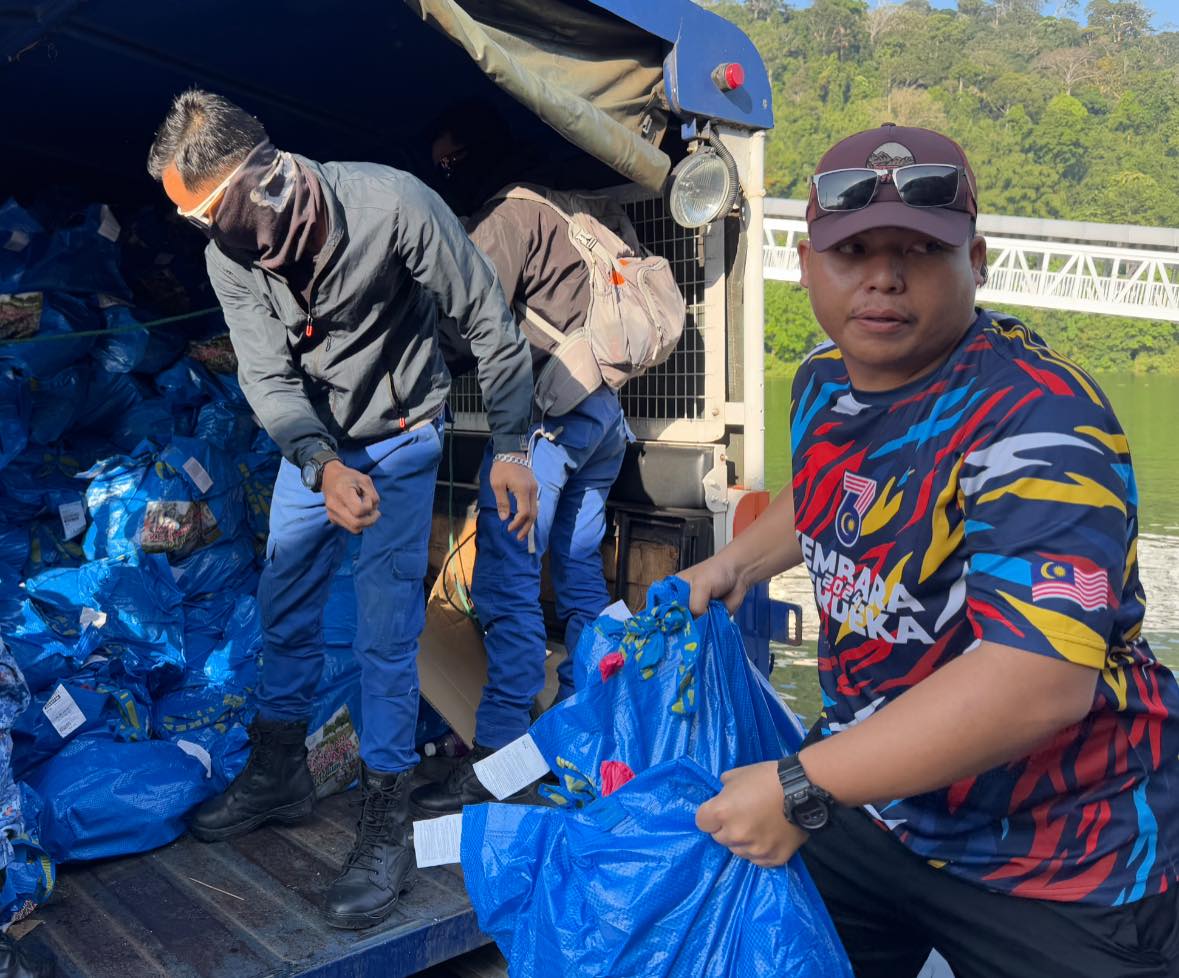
[766,369,1179,714]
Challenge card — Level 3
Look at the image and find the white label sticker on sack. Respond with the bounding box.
[3,230,29,253]
[413,813,463,868]
[602,599,632,622]
[97,205,121,242]
[79,607,107,630]
[176,739,213,778]
[58,500,87,540]
[181,456,214,494]
[96,293,128,310]
[473,733,550,801]
[43,684,86,739]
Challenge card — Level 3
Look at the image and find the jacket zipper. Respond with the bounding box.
[388,373,407,429]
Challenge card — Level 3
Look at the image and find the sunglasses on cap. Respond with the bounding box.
[811,164,963,213]
[176,159,247,229]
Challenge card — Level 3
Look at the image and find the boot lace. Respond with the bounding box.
[238,727,280,786]
[443,756,481,794]
[343,779,404,873]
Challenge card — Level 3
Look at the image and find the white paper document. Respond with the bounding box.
[58,500,87,540]
[602,599,632,622]
[473,733,549,801]
[44,684,86,738]
[413,813,463,868]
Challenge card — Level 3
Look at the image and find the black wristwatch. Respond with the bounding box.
[777,755,835,832]
[300,448,340,492]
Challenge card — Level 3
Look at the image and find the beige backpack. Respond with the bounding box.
[491,185,686,417]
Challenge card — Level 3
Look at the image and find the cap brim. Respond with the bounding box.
[808,201,973,251]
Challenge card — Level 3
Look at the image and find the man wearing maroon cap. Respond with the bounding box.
[681,125,1179,976]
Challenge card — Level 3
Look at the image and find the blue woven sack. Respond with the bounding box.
[461,576,850,977]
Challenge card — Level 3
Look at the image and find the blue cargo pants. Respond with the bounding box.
[471,387,628,749]
[256,419,443,774]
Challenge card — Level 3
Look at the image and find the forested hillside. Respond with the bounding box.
[703,0,1179,372]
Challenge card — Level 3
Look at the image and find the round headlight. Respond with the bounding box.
[666,150,735,228]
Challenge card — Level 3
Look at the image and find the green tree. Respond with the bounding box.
[764,283,824,368]
[785,0,869,61]
[1026,93,1091,179]
[700,0,1179,373]
[1086,0,1152,44]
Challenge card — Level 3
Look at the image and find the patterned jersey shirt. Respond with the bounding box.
[790,310,1179,905]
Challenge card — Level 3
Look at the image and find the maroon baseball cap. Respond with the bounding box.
[805,124,978,251]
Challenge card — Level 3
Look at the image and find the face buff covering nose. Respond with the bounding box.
[211,140,324,273]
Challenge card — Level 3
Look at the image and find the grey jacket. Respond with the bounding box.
[205,157,532,468]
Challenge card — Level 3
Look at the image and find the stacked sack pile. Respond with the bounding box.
[0,194,393,922]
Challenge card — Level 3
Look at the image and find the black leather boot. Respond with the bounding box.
[189,716,316,843]
[0,932,55,978]
[322,764,416,930]
[410,743,537,817]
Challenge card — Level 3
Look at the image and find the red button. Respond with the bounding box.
[712,62,745,92]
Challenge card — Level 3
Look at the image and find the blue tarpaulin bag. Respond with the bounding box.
[25,555,187,692]
[0,447,87,525]
[82,436,246,565]
[0,369,29,475]
[0,785,56,928]
[0,599,87,695]
[69,368,148,449]
[0,524,30,587]
[0,293,99,380]
[181,590,253,666]
[154,358,245,413]
[92,303,185,375]
[23,517,86,579]
[461,576,850,976]
[26,366,89,446]
[13,205,129,300]
[194,401,258,455]
[463,756,852,978]
[154,594,260,737]
[25,732,222,863]
[170,535,258,599]
[12,665,151,780]
[0,199,44,294]
[528,576,804,804]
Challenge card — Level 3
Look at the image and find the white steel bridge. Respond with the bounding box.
[762,199,1179,323]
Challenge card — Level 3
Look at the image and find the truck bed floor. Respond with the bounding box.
[21,787,495,978]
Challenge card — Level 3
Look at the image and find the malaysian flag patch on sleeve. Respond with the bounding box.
[1031,556,1113,612]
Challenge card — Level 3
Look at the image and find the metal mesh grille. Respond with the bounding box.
[448,191,710,430]
[448,369,485,422]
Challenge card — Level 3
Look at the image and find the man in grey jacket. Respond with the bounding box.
[147,89,537,929]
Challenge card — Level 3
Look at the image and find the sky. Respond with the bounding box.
[1152,0,1179,26]
[768,0,1179,30]
[924,0,1174,29]
[919,0,1179,28]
